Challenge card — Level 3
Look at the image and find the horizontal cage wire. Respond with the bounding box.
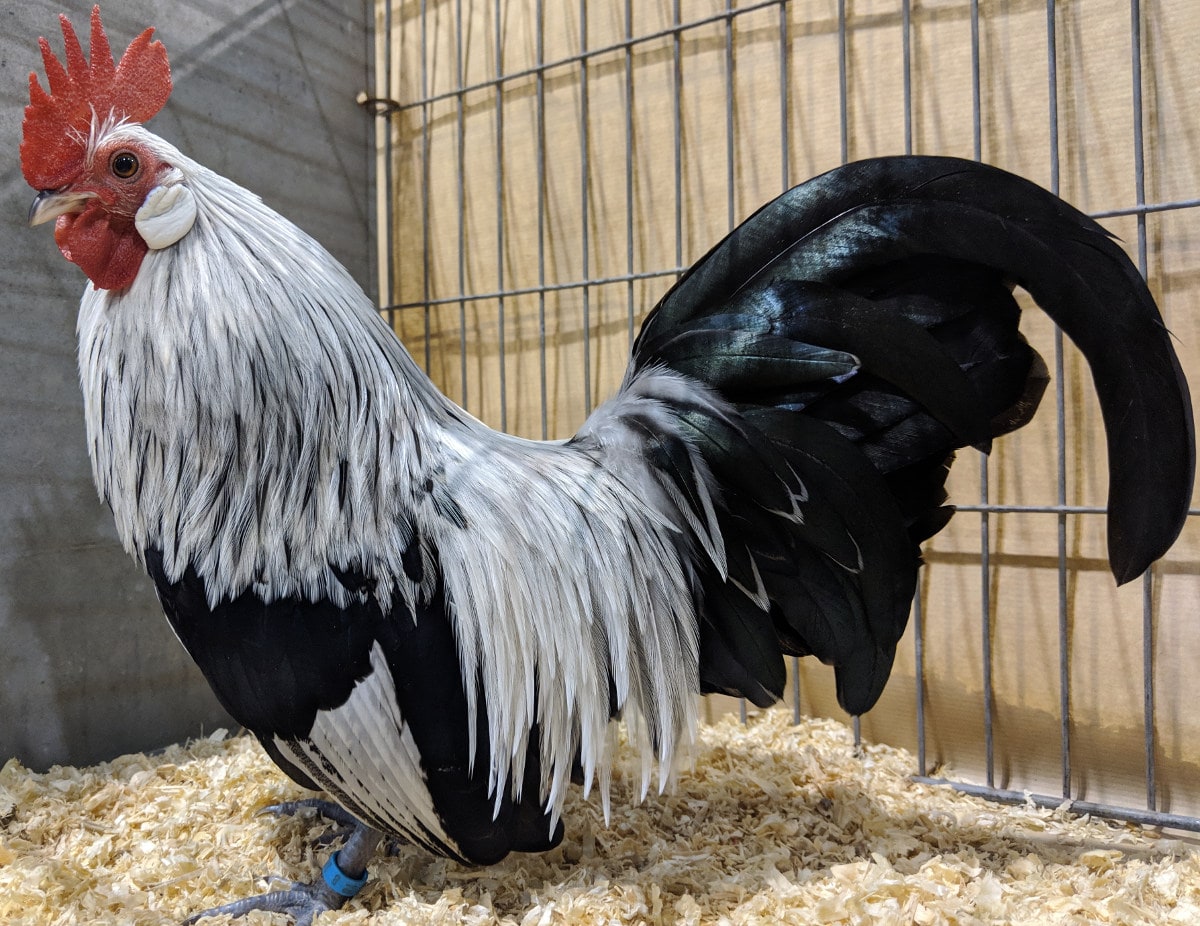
[371,0,1200,831]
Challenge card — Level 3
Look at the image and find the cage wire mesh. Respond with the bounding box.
[367,0,1200,831]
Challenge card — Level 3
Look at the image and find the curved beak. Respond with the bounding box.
[28,188,96,227]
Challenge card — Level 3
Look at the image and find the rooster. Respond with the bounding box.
[23,7,1194,924]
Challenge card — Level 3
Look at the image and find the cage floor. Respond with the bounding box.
[2,708,1197,925]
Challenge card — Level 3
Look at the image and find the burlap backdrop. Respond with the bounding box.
[376,0,1200,816]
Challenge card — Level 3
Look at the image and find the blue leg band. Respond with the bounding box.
[322,851,369,898]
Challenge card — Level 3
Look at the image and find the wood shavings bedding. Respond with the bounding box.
[2,708,1197,925]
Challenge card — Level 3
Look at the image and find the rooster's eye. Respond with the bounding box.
[111,152,140,180]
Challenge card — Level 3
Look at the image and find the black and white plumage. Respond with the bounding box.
[78,127,706,863]
[82,144,1194,860]
[24,11,1194,922]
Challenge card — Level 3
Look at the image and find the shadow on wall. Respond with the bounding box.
[0,481,233,771]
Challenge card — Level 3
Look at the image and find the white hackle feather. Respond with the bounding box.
[76,124,724,831]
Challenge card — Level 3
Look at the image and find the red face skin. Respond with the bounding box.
[52,137,172,291]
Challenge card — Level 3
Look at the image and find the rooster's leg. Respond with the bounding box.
[182,821,383,926]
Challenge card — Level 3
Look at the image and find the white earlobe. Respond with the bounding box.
[136,184,198,249]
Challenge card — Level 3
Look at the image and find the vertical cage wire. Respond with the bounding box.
[375,0,1200,832]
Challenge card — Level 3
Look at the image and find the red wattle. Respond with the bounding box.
[55,205,148,291]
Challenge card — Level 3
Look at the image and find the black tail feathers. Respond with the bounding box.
[632,155,1194,715]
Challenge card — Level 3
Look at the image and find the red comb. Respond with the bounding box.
[21,5,171,190]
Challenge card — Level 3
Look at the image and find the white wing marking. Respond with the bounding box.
[275,642,455,854]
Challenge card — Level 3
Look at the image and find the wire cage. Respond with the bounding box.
[368,0,1200,832]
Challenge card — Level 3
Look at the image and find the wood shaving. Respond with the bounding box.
[2,708,1198,925]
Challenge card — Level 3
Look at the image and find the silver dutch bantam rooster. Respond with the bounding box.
[23,7,1195,924]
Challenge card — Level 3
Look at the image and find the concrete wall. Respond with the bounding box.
[0,0,375,769]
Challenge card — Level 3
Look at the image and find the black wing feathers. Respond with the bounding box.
[146,548,562,864]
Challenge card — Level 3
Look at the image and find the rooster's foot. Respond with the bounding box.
[182,822,383,925]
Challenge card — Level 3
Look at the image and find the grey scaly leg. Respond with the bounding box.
[183,822,384,926]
